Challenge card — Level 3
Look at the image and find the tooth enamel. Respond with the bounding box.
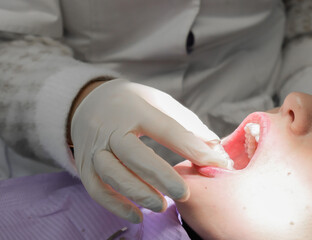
[226,159,235,170]
[244,123,260,159]
[212,144,234,170]
[244,123,260,143]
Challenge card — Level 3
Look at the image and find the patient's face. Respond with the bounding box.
[175,92,312,240]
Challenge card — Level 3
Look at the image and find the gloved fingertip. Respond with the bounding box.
[155,197,168,213]
[168,182,190,202]
[127,210,143,224]
[174,185,190,202]
[149,201,165,213]
[194,149,229,168]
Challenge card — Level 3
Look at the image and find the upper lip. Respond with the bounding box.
[221,112,270,171]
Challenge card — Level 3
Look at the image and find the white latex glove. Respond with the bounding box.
[71,79,228,223]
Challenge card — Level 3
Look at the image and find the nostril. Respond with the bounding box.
[282,92,312,135]
[288,109,295,122]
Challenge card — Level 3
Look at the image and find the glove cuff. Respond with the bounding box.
[35,64,118,175]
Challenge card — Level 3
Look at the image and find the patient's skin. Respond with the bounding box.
[175,92,312,240]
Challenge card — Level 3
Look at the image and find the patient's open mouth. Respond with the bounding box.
[196,112,270,177]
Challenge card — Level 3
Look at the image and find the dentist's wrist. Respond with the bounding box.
[66,78,109,146]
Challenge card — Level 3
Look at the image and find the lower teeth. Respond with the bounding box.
[212,144,234,170]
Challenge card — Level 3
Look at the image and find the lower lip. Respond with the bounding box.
[195,165,233,178]
[196,112,270,178]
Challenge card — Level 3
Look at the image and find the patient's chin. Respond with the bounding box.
[174,160,312,240]
[177,168,312,240]
[177,199,312,240]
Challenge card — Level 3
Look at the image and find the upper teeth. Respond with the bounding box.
[244,123,260,159]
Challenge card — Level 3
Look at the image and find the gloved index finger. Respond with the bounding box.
[134,84,220,142]
[141,106,229,168]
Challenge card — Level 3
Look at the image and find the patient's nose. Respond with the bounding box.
[281,92,312,135]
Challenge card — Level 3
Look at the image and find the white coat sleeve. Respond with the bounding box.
[279,0,312,101]
[0,0,62,37]
[0,33,118,176]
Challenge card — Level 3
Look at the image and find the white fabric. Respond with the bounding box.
[0,0,285,176]
[0,0,62,37]
[0,34,119,178]
[284,0,312,41]
[280,67,312,102]
[279,37,312,101]
[0,138,61,180]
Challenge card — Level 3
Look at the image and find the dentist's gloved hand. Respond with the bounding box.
[70,79,227,223]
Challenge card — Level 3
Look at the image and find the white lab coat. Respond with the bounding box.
[0,0,285,177]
